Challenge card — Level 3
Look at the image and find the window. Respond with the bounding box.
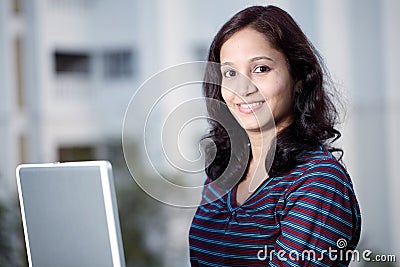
[58,146,95,162]
[13,0,22,14]
[58,142,122,165]
[54,51,91,75]
[103,50,134,79]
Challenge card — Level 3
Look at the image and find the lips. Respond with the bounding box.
[237,101,265,114]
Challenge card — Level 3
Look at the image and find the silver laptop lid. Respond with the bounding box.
[16,161,126,267]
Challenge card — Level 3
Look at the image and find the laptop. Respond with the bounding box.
[16,161,126,267]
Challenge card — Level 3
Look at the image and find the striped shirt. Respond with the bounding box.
[189,146,361,266]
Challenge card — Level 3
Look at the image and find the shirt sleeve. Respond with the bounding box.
[269,159,361,267]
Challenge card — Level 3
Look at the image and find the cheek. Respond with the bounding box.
[259,83,294,110]
[221,89,235,105]
[270,89,295,119]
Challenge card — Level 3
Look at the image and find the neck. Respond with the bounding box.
[247,128,275,164]
[241,129,274,193]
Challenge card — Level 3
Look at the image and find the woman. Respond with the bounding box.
[189,5,361,266]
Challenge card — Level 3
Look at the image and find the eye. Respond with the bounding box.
[254,65,270,73]
[222,69,237,78]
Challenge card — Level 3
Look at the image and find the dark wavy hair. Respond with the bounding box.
[203,5,343,183]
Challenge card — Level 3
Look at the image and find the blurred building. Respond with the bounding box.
[0,0,399,266]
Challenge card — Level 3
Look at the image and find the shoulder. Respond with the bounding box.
[284,146,355,197]
[276,147,361,229]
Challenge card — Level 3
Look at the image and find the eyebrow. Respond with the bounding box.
[220,56,274,66]
[250,56,274,62]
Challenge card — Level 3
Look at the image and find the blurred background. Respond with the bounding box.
[0,0,399,266]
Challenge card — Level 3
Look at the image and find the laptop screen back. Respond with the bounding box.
[16,161,126,267]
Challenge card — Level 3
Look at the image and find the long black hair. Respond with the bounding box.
[203,5,342,182]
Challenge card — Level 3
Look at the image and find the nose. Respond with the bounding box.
[234,73,258,96]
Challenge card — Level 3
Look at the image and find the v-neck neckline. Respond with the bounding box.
[228,176,274,210]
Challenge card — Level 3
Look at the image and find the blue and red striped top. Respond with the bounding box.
[189,146,361,266]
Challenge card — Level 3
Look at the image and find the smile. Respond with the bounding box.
[237,101,265,113]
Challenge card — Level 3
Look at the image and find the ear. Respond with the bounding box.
[294,80,303,93]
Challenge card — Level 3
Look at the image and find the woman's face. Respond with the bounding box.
[219,27,296,133]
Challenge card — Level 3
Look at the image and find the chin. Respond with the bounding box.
[240,122,265,132]
[241,118,275,131]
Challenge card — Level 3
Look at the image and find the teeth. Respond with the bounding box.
[239,102,263,108]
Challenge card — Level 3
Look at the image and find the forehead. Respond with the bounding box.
[220,27,281,62]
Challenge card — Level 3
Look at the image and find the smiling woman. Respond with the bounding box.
[189,5,361,266]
